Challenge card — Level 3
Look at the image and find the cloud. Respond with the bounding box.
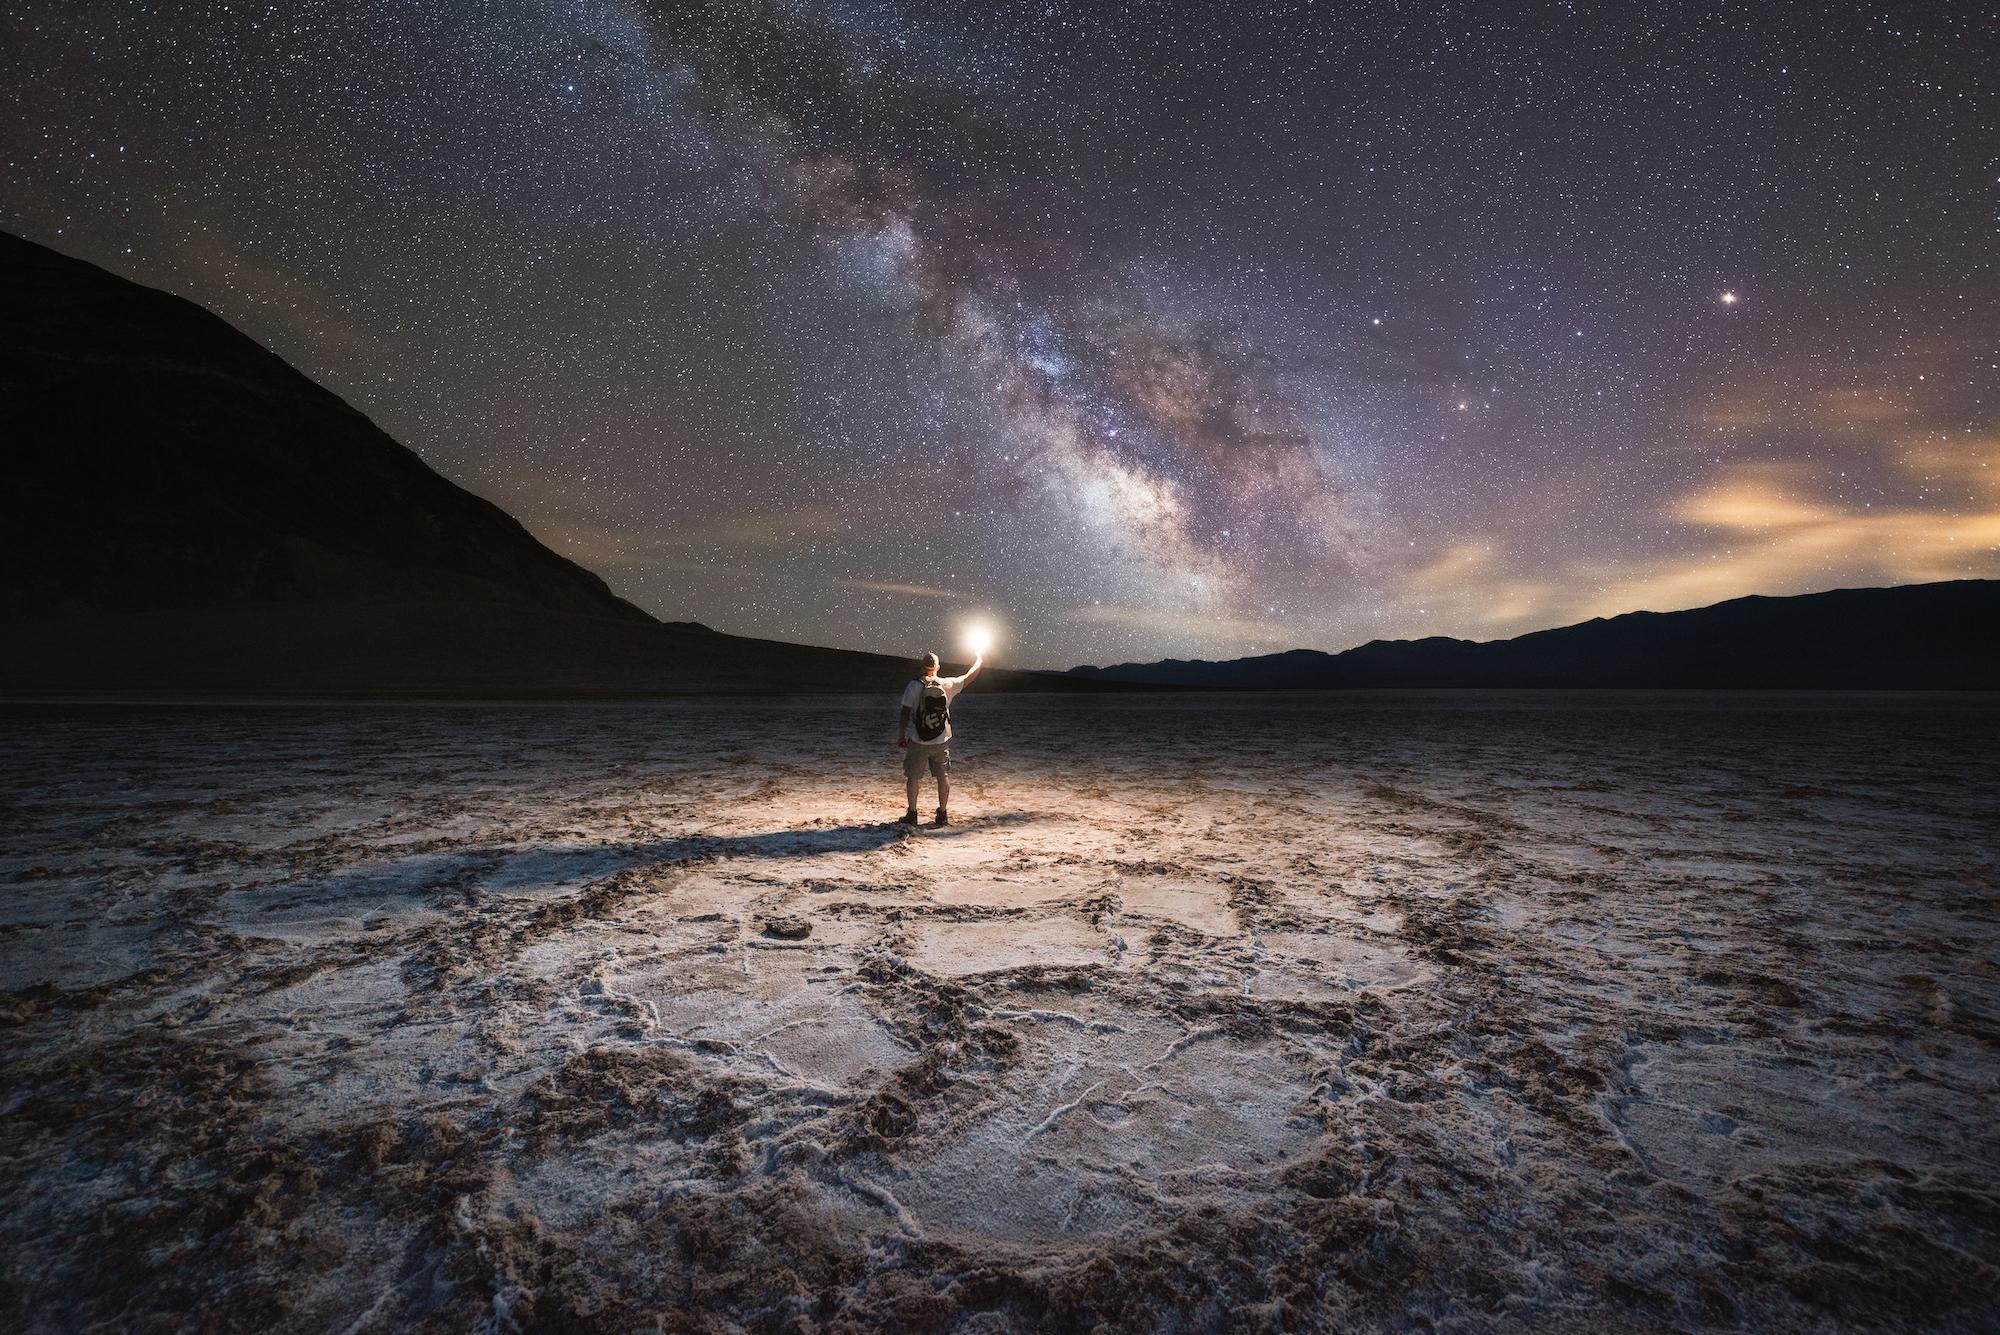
[514,518,719,582]
[1814,388,1912,430]
[1407,541,1495,588]
[1581,351,2000,630]
[1565,461,2000,622]
[516,503,850,570]
[1896,432,1999,498]
[1377,440,2000,644]
[1692,384,1919,436]
[174,219,373,357]
[835,577,958,599]
[1382,540,1558,639]
[1059,601,1291,647]
[1671,465,1835,529]
[680,504,853,546]
[1688,340,1989,445]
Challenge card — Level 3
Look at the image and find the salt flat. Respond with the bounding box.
[1,693,1996,1332]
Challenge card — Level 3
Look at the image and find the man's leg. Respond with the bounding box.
[899,748,921,822]
[933,749,951,825]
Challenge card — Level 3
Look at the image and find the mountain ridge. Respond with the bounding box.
[1068,580,2000,690]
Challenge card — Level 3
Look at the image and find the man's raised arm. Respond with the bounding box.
[960,651,985,684]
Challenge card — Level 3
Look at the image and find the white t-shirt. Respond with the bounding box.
[901,674,967,745]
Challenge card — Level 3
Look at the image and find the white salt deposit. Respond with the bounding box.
[1,693,1995,1331]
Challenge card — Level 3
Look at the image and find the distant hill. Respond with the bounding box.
[1069,580,2000,690]
[0,231,1086,696]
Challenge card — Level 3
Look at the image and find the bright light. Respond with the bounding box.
[1720,290,1739,305]
[964,625,994,656]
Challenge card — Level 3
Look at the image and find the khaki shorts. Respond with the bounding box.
[903,742,950,779]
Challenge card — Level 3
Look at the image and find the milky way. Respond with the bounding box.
[4,2,1994,665]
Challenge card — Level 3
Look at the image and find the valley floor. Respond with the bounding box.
[1,693,1996,1332]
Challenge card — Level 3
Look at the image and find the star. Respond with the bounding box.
[7,2,1987,668]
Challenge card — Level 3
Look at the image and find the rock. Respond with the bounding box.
[760,914,812,940]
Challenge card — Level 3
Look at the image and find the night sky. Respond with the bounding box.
[5,2,1995,668]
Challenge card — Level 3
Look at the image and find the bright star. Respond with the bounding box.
[1720,290,1739,305]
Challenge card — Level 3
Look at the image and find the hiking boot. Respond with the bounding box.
[932,809,950,827]
[895,809,920,825]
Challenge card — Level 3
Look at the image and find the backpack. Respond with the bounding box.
[910,678,951,742]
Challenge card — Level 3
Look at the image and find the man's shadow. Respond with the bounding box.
[623,810,1039,863]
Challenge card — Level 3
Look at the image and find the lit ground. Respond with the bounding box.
[2,694,1996,1332]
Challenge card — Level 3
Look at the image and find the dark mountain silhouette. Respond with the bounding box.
[1069,580,2000,690]
[0,231,1084,696]
[6,230,1989,696]
[1,232,654,625]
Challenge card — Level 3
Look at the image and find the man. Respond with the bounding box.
[896,649,983,827]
